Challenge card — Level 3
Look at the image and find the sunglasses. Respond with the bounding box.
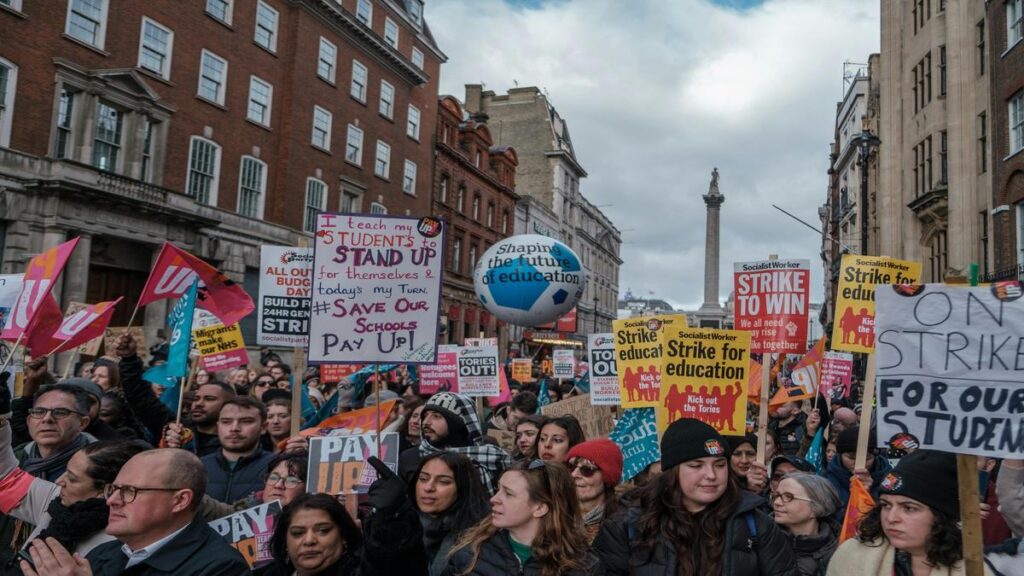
[567,458,601,478]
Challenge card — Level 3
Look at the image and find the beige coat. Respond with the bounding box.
[827,538,994,576]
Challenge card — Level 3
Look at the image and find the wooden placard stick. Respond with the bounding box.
[175,359,202,424]
[755,352,771,464]
[0,332,25,376]
[956,264,984,576]
[374,364,382,458]
[291,237,310,438]
[853,354,876,470]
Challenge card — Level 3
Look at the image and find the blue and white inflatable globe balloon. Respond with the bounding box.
[473,235,587,327]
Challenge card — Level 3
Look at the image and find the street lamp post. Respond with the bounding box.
[852,122,880,255]
[593,295,600,334]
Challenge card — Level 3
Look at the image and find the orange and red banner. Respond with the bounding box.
[138,243,255,326]
[30,298,122,354]
[1,238,79,345]
[294,399,400,441]
[840,476,875,543]
[770,337,826,405]
[746,357,763,399]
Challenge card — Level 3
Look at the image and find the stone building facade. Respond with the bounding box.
[878,0,991,282]
[432,93,518,346]
[986,0,1024,280]
[465,85,621,335]
[0,0,444,353]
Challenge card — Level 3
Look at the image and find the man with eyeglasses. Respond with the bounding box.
[17,383,97,483]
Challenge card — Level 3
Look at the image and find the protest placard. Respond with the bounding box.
[258,246,313,347]
[457,345,499,396]
[419,344,459,394]
[875,283,1024,457]
[820,350,854,400]
[552,348,575,379]
[610,408,659,482]
[193,323,248,371]
[657,327,750,436]
[831,254,921,354]
[0,274,23,331]
[465,337,498,347]
[612,314,686,408]
[510,358,533,383]
[209,501,282,569]
[319,364,363,383]
[297,398,399,439]
[65,302,102,356]
[487,429,516,453]
[733,259,810,354]
[103,327,147,359]
[541,394,614,439]
[307,432,400,494]
[308,214,445,364]
[587,333,619,405]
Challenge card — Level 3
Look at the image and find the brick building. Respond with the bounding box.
[987,0,1024,280]
[0,0,444,351]
[433,92,519,346]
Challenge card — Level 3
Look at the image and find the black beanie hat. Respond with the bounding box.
[726,433,757,453]
[836,426,876,455]
[879,449,960,520]
[661,418,729,470]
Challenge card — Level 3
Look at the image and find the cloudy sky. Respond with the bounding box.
[428,0,880,310]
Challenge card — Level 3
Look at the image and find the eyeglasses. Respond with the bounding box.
[104,484,183,504]
[567,459,601,478]
[27,407,84,420]
[266,473,304,488]
[770,491,814,504]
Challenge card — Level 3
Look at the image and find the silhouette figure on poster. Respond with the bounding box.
[623,367,637,402]
[839,306,857,344]
[855,308,874,348]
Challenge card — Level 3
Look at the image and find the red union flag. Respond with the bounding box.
[1,238,80,342]
[138,243,254,326]
[29,298,122,354]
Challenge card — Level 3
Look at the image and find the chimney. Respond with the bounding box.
[465,84,483,114]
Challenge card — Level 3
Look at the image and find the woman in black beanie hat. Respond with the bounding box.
[827,449,991,576]
[593,418,796,576]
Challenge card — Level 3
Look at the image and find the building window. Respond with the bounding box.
[379,80,394,119]
[0,0,23,11]
[1010,0,1023,47]
[346,124,364,165]
[925,135,933,190]
[468,243,478,272]
[374,140,391,178]
[66,0,108,49]
[351,60,368,102]
[198,50,228,105]
[55,89,74,158]
[186,136,220,205]
[384,17,399,48]
[0,58,17,148]
[938,46,946,96]
[980,211,989,277]
[138,18,174,79]
[439,175,449,203]
[977,20,985,75]
[141,117,155,182]
[92,101,122,172]
[472,194,480,220]
[938,130,947,184]
[341,191,359,213]
[1011,91,1024,155]
[1017,203,1024,266]
[929,230,947,282]
[247,76,273,126]
[237,156,266,218]
[206,0,232,24]
[486,203,494,227]
[254,1,278,52]
[403,160,416,195]
[411,47,424,69]
[475,150,482,168]
[305,178,326,232]
[318,38,337,83]
[979,111,988,173]
[450,235,462,272]
[408,0,423,25]
[456,185,465,213]
[407,105,420,140]
[356,0,372,26]
[501,210,509,234]
[312,106,332,150]
[370,202,387,215]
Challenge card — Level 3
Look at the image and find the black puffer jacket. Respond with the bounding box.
[593,492,797,576]
[442,530,603,576]
[788,518,840,576]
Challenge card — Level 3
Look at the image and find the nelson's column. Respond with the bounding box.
[694,168,726,328]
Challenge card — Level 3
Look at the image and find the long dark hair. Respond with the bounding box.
[268,493,363,571]
[80,439,150,489]
[857,500,962,567]
[514,415,547,460]
[413,452,490,532]
[633,463,742,575]
[541,416,585,448]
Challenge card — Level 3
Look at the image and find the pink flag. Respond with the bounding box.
[138,243,254,326]
[1,238,79,342]
[489,367,513,408]
[30,298,123,354]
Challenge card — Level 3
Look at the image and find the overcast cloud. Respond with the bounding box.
[428,0,880,310]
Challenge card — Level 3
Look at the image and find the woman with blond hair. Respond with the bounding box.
[443,460,601,576]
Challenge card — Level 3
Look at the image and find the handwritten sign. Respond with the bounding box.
[307,432,400,494]
[209,501,282,569]
[457,345,500,396]
[552,348,575,379]
[831,255,921,353]
[587,333,619,405]
[258,246,312,346]
[419,344,459,394]
[510,358,533,383]
[612,314,686,408]
[193,323,248,371]
[541,394,614,439]
[876,283,1024,457]
[308,214,444,364]
[733,259,810,354]
[657,327,750,436]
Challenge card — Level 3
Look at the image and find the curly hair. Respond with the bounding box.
[632,463,742,575]
[857,500,963,567]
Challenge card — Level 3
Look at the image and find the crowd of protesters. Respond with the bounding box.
[0,338,1020,576]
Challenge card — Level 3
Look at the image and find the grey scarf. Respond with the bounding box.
[21,433,95,481]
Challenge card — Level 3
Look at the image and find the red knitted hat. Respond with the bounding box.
[566,439,624,487]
